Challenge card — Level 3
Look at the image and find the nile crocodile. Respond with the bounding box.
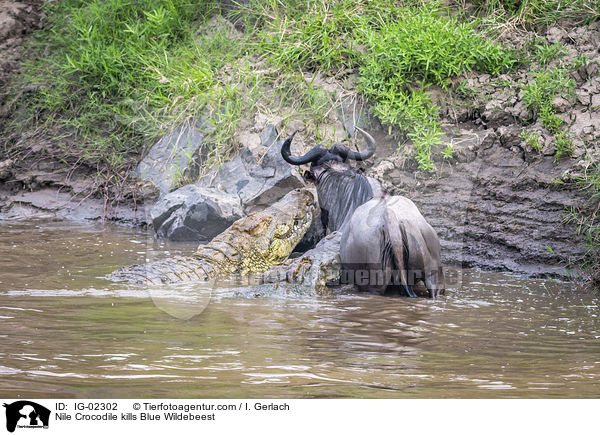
[107,189,315,284]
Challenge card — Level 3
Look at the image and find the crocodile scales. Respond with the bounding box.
[107,189,315,284]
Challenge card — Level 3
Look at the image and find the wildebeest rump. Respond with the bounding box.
[340,196,444,298]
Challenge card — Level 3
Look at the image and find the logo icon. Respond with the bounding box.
[3,401,50,433]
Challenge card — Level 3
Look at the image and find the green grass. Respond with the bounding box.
[472,0,600,29]
[554,130,574,161]
[244,0,410,73]
[4,0,593,178]
[7,0,515,175]
[9,0,222,171]
[237,1,514,170]
[441,143,456,159]
[520,129,543,152]
[355,3,513,170]
[566,163,600,284]
[534,41,568,67]
[522,67,575,161]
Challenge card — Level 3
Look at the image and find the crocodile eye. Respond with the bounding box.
[274,224,291,238]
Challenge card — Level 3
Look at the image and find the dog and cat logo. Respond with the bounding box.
[3,401,50,432]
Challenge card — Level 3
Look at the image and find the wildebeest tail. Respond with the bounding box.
[383,204,417,298]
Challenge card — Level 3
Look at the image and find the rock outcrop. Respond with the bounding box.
[135,119,212,196]
[151,124,305,241]
[150,185,243,242]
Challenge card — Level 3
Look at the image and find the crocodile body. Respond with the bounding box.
[107,189,315,284]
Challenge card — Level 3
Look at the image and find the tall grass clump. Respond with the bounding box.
[246,0,407,74]
[14,0,220,169]
[567,163,600,289]
[472,0,600,29]
[522,67,575,161]
[357,3,513,169]
[249,1,514,170]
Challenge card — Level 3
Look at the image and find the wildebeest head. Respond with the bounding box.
[281,127,380,232]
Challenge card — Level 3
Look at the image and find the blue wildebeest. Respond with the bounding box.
[281,127,444,298]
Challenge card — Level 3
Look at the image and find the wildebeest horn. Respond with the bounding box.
[346,127,376,161]
[281,130,327,165]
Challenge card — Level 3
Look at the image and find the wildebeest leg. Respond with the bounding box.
[401,283,417,298]
[424,267,444,299]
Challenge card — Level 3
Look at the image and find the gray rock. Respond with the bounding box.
[201,150,254,194]
[135,119,211,195]
[151,185,243,242]
[148,124,304,242]
[241,138,305,210]
[0,188,149,225]
[198,124,304,212]
[260,124,278,148]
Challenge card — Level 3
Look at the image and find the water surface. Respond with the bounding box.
[0,220,598,398]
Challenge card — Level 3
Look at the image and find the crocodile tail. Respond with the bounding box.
[383,203,417,298]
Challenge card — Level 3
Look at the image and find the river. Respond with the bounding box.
[0,219,598,398]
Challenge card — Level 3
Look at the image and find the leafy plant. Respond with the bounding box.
[534,41,568,67]
[357,3,512,169]
[554,130,574,161]
[566,163,600,274]
[11,0,221,170]
[523,68,574,143]
[571,53,592,69]
[472,0,600,29]
[520,129,543,153]
[442,143,456,159]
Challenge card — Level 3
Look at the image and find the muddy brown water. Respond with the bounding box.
[0,219,599,398]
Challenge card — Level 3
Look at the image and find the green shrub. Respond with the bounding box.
[520,129,543,152]
[473,0,600,29]
[13,0,226,168]
[567,163,600,280]
[252,0,418,73]
[11,0,516,174]
[55,0,217,95]
[522,68,575,160]
[523,68,573,132]
[534,42,568,67]
[554,130,574,161]
[357,3,512,169]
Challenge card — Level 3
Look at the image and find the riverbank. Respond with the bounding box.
[0,0,598,283]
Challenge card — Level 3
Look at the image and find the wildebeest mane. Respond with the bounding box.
[316,163,374,232]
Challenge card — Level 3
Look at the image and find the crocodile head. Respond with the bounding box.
[221,188,315,274]
[267,189,315,265]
